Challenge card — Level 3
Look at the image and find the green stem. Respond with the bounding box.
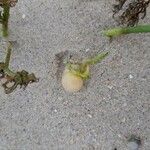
[2,3,10,37]
[103,25,150,37]
[5,42,12,68]
[4,42,16,77]
[83,52,109,65]
[66,52,108,80]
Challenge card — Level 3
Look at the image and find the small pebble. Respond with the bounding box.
[129,74,133,79]
[117,134,122,138]
[54,109,57,113]
[127,135,141,150]
[58,97,63,100]
[127,141,139,150]
[87,114,92,118]
[85,48,90,52]
[122,117,126,123]
[108,85,113,89]
[22,14,26,19]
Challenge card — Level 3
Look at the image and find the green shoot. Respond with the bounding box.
[103,25,150,38]
[66,52,108,80]
[2,4,10,37]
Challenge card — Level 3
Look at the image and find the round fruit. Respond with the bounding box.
[61,69,83,92]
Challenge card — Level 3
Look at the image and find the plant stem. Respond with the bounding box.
[2,3,10,37]
[83,52,109,65]
[4,42,15,77]
[103,25,150,37]
[5,42,12,68]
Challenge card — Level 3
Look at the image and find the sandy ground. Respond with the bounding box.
[0,0,150,150]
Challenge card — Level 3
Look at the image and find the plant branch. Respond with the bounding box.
[0,44,38,94]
